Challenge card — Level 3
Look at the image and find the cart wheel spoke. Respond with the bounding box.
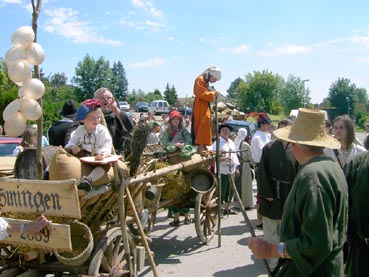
[194,189,218,244]
[88,227,136,276]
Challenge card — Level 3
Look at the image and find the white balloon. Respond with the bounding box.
[22,78,45,100]
[25,43,45,65]
[4,112,27,137]
[11,26,35,49]
[3,99,21,122]
[4,47,26,67]
[7,60,31,83]
[14,70,32,87]
[20,98,42,120]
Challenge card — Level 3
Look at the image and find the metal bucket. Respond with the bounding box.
[188,168,216,193]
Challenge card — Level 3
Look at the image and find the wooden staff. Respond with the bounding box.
[227,172,272,276]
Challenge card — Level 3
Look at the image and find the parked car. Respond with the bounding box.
[118,101,130,111]
[0,136,21,156]
[177,105,192,116]
[135,101,149,112]
[223,120,257,144]
[148,100,170,115]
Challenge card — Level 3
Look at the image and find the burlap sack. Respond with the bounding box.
[49,147,119,187]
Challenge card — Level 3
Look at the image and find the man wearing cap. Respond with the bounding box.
[94,87,134,156]
[65,98,113,191]
[212,124,240,215]
[248,108,348,276]
[48,99,79,147]
[192,66,222,153]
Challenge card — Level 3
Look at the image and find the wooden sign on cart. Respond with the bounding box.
[0,178,81,252]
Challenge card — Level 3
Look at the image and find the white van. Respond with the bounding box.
[148,100,170,115]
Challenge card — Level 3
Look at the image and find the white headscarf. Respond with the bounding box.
[234,128,248,150]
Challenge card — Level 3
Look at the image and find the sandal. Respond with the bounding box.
[184,218,192,225]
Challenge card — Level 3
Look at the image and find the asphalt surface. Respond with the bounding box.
[138,183,268,277]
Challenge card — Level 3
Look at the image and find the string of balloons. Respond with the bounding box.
[3,26,45,137]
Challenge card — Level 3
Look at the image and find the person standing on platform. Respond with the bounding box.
[192,66,221,153]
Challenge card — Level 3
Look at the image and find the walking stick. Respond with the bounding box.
[215,94,222,248]
[227,169,272,276]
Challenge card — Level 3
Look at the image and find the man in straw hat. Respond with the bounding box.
[248,108,348,276]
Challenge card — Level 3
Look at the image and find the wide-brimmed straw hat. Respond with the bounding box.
[273,108,340,149]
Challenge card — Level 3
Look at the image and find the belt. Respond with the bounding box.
[365,238,369,245]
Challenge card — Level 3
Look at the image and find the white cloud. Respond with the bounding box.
[0,0,22,3]
[44,7,122,46]
[131,0,163,17]
[259,44,312,56]
[130,57,166,68]
[119,18,162,32]
[228,44,251,54]
[355,57,369,64]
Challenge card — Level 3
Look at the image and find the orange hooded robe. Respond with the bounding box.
[192,74,215,146]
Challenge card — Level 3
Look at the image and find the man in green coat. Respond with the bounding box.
[248,108,348,276]
[344,151,369,277]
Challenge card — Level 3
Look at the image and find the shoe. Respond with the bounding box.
[43,171,49,180]
[78,176,92,192]
[169,220,180,227]
[256,223,263,229]
[184,218,192,225]
[222,209,238,215]
[244,207,253,211]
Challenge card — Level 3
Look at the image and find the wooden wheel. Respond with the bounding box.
[194,188,218,244]
[88,227,136,276]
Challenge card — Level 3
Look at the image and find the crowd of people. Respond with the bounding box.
[1,65,369,276]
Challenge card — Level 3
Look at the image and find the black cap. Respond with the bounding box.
[218,124,233,133]
[60,99,78,117]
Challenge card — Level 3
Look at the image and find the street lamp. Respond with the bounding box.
[345,97,350,117]
[302,79,309,107]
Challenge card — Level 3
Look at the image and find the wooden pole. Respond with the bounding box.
[227,173,272,276]
[31,0,43,180]
[118,176,135,276]
[214,95,222,248]
[125,184,159,277]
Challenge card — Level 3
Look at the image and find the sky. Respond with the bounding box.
[1,0,369,104]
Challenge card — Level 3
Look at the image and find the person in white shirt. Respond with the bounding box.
[65,98,112,191]
[325,115,366,168]
[212,124,240,215]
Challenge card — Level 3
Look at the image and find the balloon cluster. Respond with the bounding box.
[3,26,45,137]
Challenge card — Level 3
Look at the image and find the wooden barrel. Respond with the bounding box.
[14,146,58,179]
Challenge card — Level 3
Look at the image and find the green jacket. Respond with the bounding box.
[344,151,369,277]
[278,156,348,276]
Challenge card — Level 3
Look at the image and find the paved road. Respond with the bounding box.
[138,183,268,277]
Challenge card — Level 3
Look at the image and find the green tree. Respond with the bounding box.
[240,70,280,114]
[111,61,129,100]
[279,75,311,114]
[328,78,355,116]
[227,77,246,107]
[72,55,113,101]
[163,83,178,105]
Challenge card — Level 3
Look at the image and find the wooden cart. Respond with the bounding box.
[0,151,217,276]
